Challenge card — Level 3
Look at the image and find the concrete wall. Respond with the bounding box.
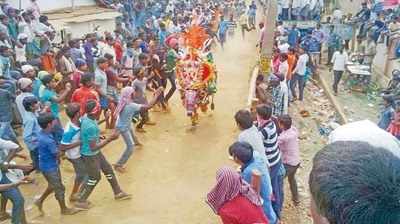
[6,0,95,12]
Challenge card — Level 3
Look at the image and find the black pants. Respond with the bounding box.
[79,153,121,202]
[327,47,335,65]
[162,71,176,103]
[136,110,149,129]
[333,70,344,94]
[284,164,299,202]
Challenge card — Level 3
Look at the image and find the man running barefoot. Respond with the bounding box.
[35,113,79,216]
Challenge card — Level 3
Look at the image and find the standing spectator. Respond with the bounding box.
[235,109,269,165]
[34,113,79,215]
[15,34,28,66]
[291,47,309,102]
[326,25,341,66]
[309,141,400,224]
[377,96,394,130]
[387,102,400,140]
[256,104,285,219]
[69,39,85,64]
[312,23,324,65]
[277,115,300,205]
[229,142,277,224]
[287,24,301,48]
[206,166,268,224]
[331,46,348,95]
[361,36,377,66]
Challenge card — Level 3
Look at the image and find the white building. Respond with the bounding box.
[6,0,121,41]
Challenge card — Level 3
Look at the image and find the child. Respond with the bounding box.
[71,59,88,91]
[22,96,41,170]
[132,66,155,133]
[277,115,300,205]
[378,96,394,130]
[113,86,163,173]
[60,103,87,202]
[39,74,71,142]
[387,102,400,140]
[35,113,79,215]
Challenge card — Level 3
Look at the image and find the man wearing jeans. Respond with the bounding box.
[0,82,18,144]
[75,100,131,210]
[0,138,32,224]
[291,48,309,101]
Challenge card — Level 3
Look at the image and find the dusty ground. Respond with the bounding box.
[13,21,261,224]
[6,1,380,223]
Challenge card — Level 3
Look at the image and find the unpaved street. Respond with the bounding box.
[18,24,260,224]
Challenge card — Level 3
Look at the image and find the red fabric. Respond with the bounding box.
[219,195,269,224]
[71,70,83,89]
[106,69,118,87]
[71,86,99,115]
[114,41,123,62]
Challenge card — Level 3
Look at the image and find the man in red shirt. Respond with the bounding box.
[71,73,99,116]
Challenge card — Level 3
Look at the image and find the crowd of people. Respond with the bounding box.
[0,0,266,223]
[206,1,400,224]
[0,0,398,224]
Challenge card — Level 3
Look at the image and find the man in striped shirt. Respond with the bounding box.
[256,104,285,220]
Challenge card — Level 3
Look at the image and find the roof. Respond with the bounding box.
[45,5,121,30]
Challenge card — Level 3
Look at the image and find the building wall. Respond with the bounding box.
[7,0,95,12]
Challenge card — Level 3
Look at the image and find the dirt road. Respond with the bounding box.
[17,26,260,224]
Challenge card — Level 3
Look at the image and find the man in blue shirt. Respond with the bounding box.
[288,24,301,47]
[35,113,79,216]
[22,96,41,170]
[75,100,131,210]
[229,141,278,224]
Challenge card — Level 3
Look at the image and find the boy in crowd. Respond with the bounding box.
[35,113,79,215]
[256,104,285,219]
[94,57,114,129]
[229,141,277,224]
[75,100,131,210]
[60,103,87,202]
[22,96,41,170]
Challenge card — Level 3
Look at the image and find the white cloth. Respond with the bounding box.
[278,43,290,54]
[238,126,269,166]
[293,53,309,76]
[16,92,35,123]
[15,45,27,63]
[278,61,289,77]
[280,81,289,114]
[331,51,348,71]
[282,0,290,8]
[101,44,116,61]
[329,120,400,158]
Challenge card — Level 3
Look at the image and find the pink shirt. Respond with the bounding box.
[278,127,300,166]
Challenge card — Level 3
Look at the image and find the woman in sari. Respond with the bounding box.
[207,166,269,224]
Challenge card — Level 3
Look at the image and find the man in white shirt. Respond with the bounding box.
[291,48,309,101]
[278,40,290,54]
[235,110,269,166]
[331,47,348,95]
